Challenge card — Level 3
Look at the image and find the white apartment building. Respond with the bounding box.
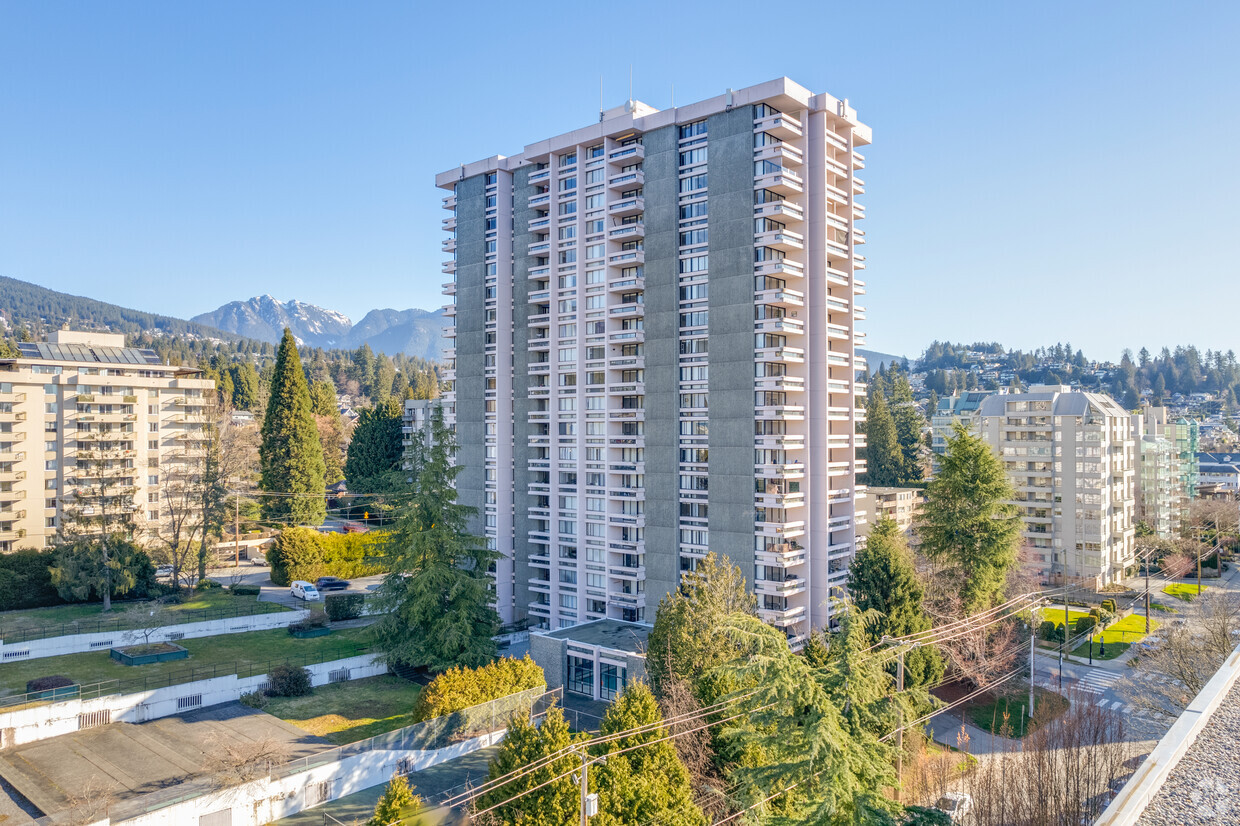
[0,331,215,552]
[976,386,1137,586]
[437,78,870,642]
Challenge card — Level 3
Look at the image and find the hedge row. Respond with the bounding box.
[266,527,385,587]
[325,593,365,621]
[0,544,161,612]
[413,655,545,722]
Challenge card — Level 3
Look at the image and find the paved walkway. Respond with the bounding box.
[926,708,1022,757]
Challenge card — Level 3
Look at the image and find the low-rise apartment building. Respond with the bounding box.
[856,486,921,539]
[976,386,1136,586]
[0,331,214,552]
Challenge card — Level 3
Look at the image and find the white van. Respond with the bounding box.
[290,581,321,601]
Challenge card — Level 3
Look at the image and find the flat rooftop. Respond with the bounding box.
[538,619,651,656]
[0,703,328,823]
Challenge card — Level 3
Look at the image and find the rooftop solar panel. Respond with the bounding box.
[13,341,170,367]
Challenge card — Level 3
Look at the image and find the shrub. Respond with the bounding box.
[287,614,330,634]
[265,664,313,697]
[325,593,365,621]
[1074,616,1098,635]
[267,527,385,587]
[230,585,261,596]
[1101,599,1117,613]
[26,675,75,693]
[48,540,159,603]
[195,578,222,590]
[0,549,61,611]
[1037,620,1058,641]
[414,655,545,722]
[239,690,268,709]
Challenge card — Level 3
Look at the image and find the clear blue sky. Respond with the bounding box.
[2,1,1237,360]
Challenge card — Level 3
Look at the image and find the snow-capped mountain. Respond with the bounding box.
[193,297,446,360]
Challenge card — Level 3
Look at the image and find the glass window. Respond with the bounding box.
[567,655,594,696]
[599,663,626,701]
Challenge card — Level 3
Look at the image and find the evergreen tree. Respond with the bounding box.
[718,614,902,825]
[591,681,706,826]
[646,552,757,704]
[477,704,583,824]
[848,519,944,688]
[309,380,338,417]
[345,399,405,493]
[367,774,422,826]
[372,406,500,671]
[259,329,326,525]
[863,386,902,487]
[887,372,925,484]
[917,423,1022,613]
[229,361,260,410]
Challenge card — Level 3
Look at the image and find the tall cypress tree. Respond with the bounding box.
[477,704,583,823]
[344,398,405,493]
[260,329,326,525]
[886,372,925,484]
[863,386,901,487]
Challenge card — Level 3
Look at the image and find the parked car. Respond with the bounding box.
[935,792,974,823]
[250,554,268,567]
[316,576,350,591]
[154,565,174,579]
[290,581,321,601]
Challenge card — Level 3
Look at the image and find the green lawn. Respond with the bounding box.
[263,675,422,745]
[1071,613,1157,660]
[969,687,1069,738]
[1162,583,1207,601]
[0,625,373,698]
[0,590,290,638]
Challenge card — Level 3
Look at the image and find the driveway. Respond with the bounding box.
[205,566,386,609]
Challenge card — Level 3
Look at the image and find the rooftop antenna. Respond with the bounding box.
[599,75,604,122]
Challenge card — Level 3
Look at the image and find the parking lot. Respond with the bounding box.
[203,565,385,609]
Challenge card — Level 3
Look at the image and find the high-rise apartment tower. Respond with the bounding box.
[437,78,870,643]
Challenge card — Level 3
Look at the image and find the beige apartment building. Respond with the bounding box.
[856,486,921,539]
[976,386,1136,587]
[0,331,215,552]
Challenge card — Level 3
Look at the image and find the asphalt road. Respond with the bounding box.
[203,565,385,609]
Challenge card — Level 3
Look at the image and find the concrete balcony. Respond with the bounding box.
[754,200,804,224]
[442,194,456,210]
[754,259,804,279]
[755,491,806,509]
[755,346,805,364]
[608,197,644,217]
[755,112,803,140]
[608,171,644,190]
[758,604,807,628]
[756,576,807,597]
[755,375,805,393]
[754,317,804,337]
[441,215,456,231]
[755,142,804,168]
[607,275,644,293]
[755,229,804,252]
[608,144,644,164]
[608,222,644,241]
[528,215,550,232]
[755,461,806,479]
[755,287,804,309]
[754,434,805,450]
[755,169,803,195]
[608,249,644,266]
[528,168,550,185]
[756,543,807,568]
[441,237,456,253]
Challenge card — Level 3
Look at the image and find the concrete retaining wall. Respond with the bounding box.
[0,608,309,662]
[0,654,384,748]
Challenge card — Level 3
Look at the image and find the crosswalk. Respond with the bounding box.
[1075,669,1119,695]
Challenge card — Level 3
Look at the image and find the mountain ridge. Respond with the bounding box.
[193,296,446,360]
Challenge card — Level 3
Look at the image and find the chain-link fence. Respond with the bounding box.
[0,599,296,645]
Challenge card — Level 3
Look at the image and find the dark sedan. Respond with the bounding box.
[316,576,351,591]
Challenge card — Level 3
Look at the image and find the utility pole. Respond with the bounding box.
[1029,626,1036,720]
[234,490,240,567]
[896,646,905,802]
[1059,581,1068,690]
[577,747,598,825]
[1144,547,1151,634]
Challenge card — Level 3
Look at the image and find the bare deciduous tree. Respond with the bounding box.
[961,691,1130,825]
[62,776,116,826]
[201,734,290,788]
[1119,589,1240,713]
[121,601,172,649]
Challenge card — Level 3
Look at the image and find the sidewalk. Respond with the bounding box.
[926,709,1022,757]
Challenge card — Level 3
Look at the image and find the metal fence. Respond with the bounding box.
[0,598,294,645]
[0,643,374,711]
[99,686,554,823]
